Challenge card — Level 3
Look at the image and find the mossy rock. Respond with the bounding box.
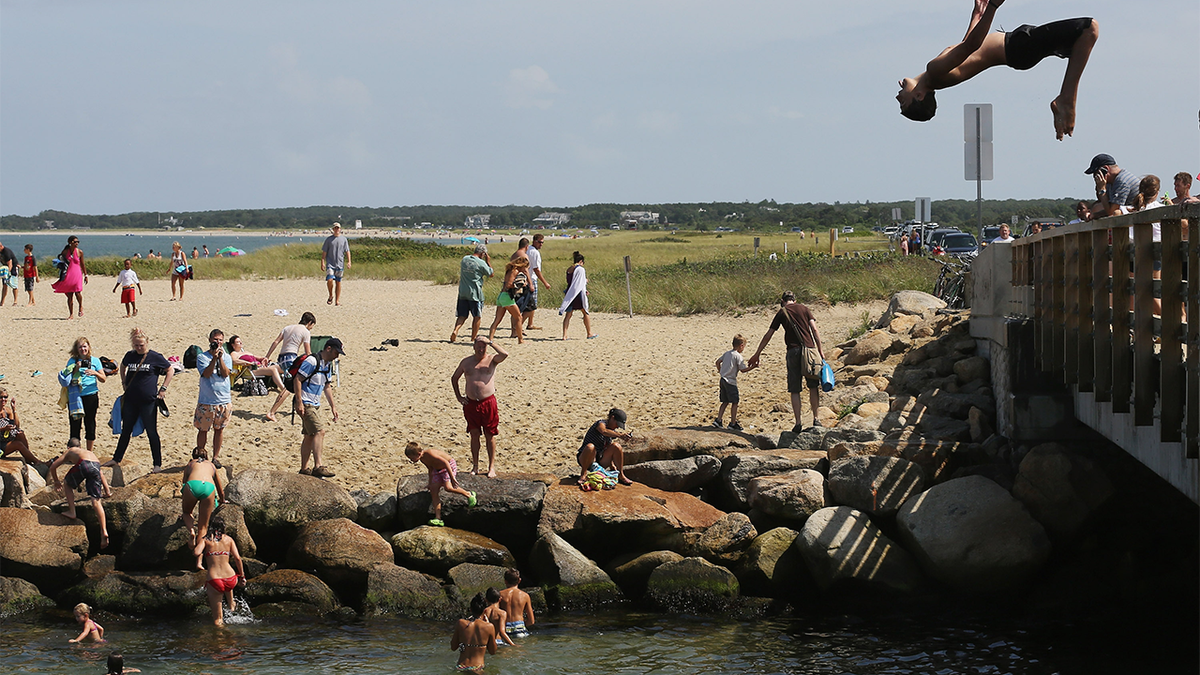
[0,576,54,616]
[645,557,739,612]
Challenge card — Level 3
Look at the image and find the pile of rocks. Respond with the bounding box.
[0,291,1131,620]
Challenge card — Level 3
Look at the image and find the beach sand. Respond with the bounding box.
[2,278,883,494]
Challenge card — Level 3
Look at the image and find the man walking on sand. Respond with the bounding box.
[451,337,507,477]
[522,234,551,330]
[321,223,352,306]
[294,337,344,478]
[451,244,493,343]
[748,291,826,433]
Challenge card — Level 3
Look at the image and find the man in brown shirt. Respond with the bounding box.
[748,291,826,432]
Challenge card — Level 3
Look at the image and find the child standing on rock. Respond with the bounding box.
[713,334,756,430]
[405,441,476,526]
[50,438,113,549]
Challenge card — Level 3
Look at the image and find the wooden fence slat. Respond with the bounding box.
[1065,233,1080,384]
[1043,239,1056,372]
[1189,220,1198,458]
[1159,218,1183,442]
[1112,226,1132,413]
[1133,222,1155,426]
[1093,230,1112,402]
[1078,230,1095,391]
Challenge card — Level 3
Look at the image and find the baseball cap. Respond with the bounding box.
[610,408,627,429]
[1084,154,1115,175]
[324,337,345,354]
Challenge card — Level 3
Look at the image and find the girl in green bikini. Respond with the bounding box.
[181,446,224,570]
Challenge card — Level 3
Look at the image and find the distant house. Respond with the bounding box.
[464,214,491,229]
[619,211,659,226]
[532,212,571,226]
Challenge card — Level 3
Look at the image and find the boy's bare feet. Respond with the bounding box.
[1051,96,1075,140]
[64,509,78,519]
[487,468,497,478]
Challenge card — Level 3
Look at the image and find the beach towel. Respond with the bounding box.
[57,368,85,419]
[579,463,618,491]
[558,264,589,315]
[109,396,145,437]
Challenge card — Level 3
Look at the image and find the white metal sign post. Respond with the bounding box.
[964,103,994,232]
[623,255,633,318]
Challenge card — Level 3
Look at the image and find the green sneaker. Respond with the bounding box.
[467,491,478,508]
[428,519,445,527]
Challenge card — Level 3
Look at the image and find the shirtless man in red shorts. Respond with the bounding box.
[452,337,508,478]
[896,0,1098,140]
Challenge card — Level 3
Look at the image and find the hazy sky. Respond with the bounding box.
[2,0,1197,216]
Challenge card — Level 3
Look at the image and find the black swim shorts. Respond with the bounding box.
[65,460,104,500]
[1005,17,1092,71]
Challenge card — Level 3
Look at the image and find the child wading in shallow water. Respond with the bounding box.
[195,520,244,627]
[405,441,477,526]
[105,652,141,674]
[482,587,517,646]
[451,593,497,671]
[69,602,105,643]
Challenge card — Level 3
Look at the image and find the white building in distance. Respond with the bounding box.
[620,211,659,226]
[464,214,491,228]
[532,212,571,226]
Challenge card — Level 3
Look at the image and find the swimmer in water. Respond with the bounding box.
[451,593,497,671]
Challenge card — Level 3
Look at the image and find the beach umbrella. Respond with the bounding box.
[462,236,480,244]
[216,246,240,256]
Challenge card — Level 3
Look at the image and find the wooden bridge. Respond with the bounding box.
[972,203,1199,503]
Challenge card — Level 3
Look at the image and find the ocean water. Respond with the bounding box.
[2,233,299,260]
[3,604,1195,674]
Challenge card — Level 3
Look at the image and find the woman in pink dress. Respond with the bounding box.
[52,236,88,319]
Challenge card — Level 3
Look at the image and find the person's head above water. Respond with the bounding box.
[897,77,937,122]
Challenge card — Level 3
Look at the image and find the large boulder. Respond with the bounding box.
[396,474,545,555]
[357,491,398,532]
[796,506,923,593]
[778,426,833,451]
[0,576,53,616]
[536,483,724,561]
[244,569,339,614]
[212,504,257,559]
[63,486,149,556]
[528,532,622,610]
[1011,444,1114,539]
[875,291,947,329]
[622,428,755,464]
[364,562,455,619]
[843,330,896,366]
[286,518,393,592]
[225,470,358,554]
[446,563,508,601]
[827,456,927,517]
[954,356,990,385]
[896,476,1050,592]
[64,569,207,614]
[645,557,739,612]
[623,455,722,492]
[746,469,826,522]
[692,512,757,565]
[606,550,684,599]
[827,431,960,482]
[390,526,515,576]
[0,507,88,589]
[735,527,808,597]
[0,460,38,508]
[717,450,826,510]
[117,497,195,570]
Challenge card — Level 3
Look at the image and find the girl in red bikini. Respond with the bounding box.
[195,520,244,626]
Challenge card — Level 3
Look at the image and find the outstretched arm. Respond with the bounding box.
[926,0,1003,81]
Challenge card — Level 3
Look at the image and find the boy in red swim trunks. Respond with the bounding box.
[405,441,477,526]
[451,337,508,477]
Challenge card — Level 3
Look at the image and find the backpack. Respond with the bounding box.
[288,354,327,380]
[240,377,269,397]
[511,271,529,298]
[99,356,119,377]
[183,345,202,370]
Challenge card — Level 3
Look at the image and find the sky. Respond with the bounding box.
[1,0,1197,217]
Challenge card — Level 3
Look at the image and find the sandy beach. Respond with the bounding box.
[2,277,882,494]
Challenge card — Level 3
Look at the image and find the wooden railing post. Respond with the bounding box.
[1133,222,1155,426]
[1160,217,1183,442]
[1078,230,1095,391]
[1188,218,1198,458]
[1093,228,1112,401]
[1112,225,1132,413]
[1065,233,1080,384]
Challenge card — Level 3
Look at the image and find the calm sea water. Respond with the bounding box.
[3,233,293,260]
[3,605,1195,674]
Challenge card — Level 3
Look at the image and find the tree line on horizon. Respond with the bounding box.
[1,198,1080,233]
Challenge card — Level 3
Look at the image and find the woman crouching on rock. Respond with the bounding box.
[451,593,497,671]
[195,519,243,627]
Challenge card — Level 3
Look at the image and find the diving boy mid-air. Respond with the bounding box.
[897,0,1098,140]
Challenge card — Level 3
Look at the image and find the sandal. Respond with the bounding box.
[467,491,478,507]
[428,519,445,527]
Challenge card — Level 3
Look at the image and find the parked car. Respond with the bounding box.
[980,225,1001,246]
[924,227,962,251]
[842,226,854,234]
[938,232,980,257]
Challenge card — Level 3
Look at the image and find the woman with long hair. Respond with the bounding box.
[106,328,174,472]
[559,251,596,340]
[227,335,290,421]
[60,337,106,454]
[195,519,244,627]
[487,257,528,344]
[169,242,187,300]
[52,235,87,319]
[451,592,497,671]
